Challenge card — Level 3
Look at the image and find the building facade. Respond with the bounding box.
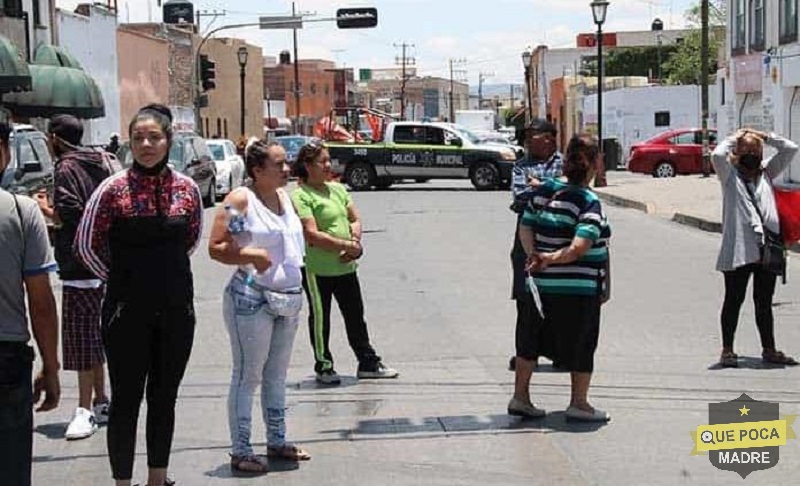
[117,26,170,136]
[528,28,696,122]
[263,58,337,132]
[719,0,800,184]
[356,75,468,121]
[120,23,196,130]
[200,38,263,139]
[57,4,120,144]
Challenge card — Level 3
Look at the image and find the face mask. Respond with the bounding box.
[739,153,761,171]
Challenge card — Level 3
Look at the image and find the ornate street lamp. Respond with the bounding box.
[591,0,609,187]
[521,48,533,123]
[237,46,249,137]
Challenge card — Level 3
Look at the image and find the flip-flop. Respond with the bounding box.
[230,454,269,473]
[267,444,311,461]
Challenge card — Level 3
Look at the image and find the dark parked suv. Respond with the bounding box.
[118,131,217,207]
[0,124,55,198]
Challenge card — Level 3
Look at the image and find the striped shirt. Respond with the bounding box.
[510,152,564,213]
[521,178,611,295]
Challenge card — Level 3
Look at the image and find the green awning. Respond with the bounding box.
[33,44,83,69]
[1,64,105,118]
[0,35,31,94]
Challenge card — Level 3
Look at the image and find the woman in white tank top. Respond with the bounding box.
[208,139,310,473]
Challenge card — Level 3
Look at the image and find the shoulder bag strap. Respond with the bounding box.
[741,175,767,226]
[12,194,26,272]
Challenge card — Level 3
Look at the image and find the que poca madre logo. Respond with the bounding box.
[691,394,797,478]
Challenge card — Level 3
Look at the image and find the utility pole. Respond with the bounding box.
[478,72,493,109]
[195,9,226,35]
[448,58,466,122]
[394,42,414,120]
[701,0,711,177]
[292,1,302,134]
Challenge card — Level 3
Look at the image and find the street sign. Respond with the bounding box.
[336,8,378,29]
[259,15,303,29]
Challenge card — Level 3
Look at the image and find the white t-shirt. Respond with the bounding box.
[238,188,305,291]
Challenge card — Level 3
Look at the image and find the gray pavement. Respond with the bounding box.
[32,180,800,485]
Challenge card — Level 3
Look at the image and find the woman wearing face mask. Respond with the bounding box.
[712,129,799,368]
[76,104,203,486]
[208,139,310,473]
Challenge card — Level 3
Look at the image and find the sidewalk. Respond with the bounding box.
[595,171,724,232]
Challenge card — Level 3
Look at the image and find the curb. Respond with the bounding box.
[596,191,656,214]
[671,213,722,234]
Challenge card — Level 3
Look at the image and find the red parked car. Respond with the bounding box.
[627,129,717,177]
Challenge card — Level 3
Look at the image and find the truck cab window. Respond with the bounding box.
[425,127,445,145]
[394,126,425,145]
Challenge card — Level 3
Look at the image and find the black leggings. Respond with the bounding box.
[301,269,379,373]
[102,300,195,480]
[720,264,777,350]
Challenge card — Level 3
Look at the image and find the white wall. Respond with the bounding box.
[23,0,53,51]
[582,85,705,156]
[57,6,120,145]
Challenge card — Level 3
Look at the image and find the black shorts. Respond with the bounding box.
[515,293,555,361]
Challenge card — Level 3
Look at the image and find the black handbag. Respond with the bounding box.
[743,178,786,277]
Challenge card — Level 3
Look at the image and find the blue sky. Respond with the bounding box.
[59,0,698,86]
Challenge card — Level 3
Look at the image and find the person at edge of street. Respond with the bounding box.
[512,134,611,423]
[106,132,121,156]
[75,104,203,486]
[42,115,112,441]
[712,128,799,368]
[0,118,61,486]
[208,139,311,473]
[292,141,399,385]
[508,118,563,373]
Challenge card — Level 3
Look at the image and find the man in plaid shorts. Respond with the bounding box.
[44,115,113,440]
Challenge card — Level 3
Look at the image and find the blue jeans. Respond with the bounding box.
[223,274,301,457]
[0,343,34,486]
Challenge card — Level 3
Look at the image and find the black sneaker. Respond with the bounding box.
[357,362,399,379]
[315,369,342,385]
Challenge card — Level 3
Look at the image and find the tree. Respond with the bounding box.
[663,1,725,85]
[685,0,726,27]
[603,45,678,79]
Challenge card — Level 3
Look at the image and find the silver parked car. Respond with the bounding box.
[206,139,246,197]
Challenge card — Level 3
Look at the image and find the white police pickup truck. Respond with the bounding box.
[327,121,519,191]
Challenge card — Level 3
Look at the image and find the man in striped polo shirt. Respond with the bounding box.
[508,119,563,372]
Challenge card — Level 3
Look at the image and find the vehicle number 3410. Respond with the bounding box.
[353,148,368,156]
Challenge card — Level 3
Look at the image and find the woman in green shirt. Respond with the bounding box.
[292,141,398,385]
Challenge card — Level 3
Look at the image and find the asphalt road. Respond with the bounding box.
[33,179,800,485]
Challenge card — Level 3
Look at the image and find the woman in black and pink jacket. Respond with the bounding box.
[76,105,203,486]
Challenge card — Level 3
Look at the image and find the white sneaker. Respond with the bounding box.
[65,407,98,440]
[92,400,110,425]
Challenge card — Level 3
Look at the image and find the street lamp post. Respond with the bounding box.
[591,0,609,188]
[237,46,249,137]
[265,87,272,132]
[521,49,533,123]
[651,18,664,83]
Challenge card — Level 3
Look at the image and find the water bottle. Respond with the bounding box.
[224,204,257,284]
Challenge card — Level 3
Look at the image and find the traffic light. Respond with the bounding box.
[336,8,378,29]
[200,54,216,91]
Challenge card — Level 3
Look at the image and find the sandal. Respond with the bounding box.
[230,454,269,473]
[762,350,799,366]
[267,444,311,461]
[720,351,738,368]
